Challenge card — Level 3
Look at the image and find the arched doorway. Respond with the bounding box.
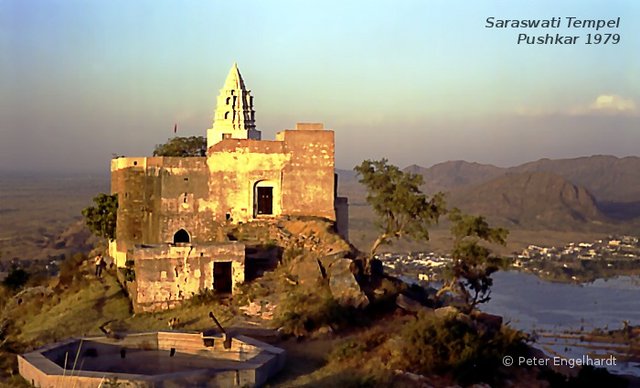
[173,229,190,244]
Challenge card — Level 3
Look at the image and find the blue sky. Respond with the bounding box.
[0,0,638,172]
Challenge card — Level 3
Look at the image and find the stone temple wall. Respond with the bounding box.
[111,123,339,268]
[131,242,245,312]
[108,123,346,311]
[279,126,336,221]
[111,157,215,261]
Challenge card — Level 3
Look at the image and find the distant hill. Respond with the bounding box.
[402,155,640,221]
[400,156,640,203]
[448,172,606,229]
[406,161,505,194]
[509,155,640,203]
[337,155,640,232]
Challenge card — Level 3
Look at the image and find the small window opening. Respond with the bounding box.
[173,229,190,244]
[133,161,138,166]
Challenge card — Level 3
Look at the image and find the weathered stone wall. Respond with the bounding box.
[111,158,148,254]
[335,196,349,241]
[111,157,219,264]
[132,243,245,312]
[111,123,344,269]
[206,139,289,223]
[205,126,336,223]
[280,126,336,220]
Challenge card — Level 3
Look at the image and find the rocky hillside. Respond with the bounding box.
[510,155,640,203]
[406,161,505,194]
[448,172,606,229]
[403,156,640,203]
[337,155,640,230]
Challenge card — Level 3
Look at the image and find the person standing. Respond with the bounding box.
[94,254,105,278]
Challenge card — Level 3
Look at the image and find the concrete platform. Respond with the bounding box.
[19,331,286,387]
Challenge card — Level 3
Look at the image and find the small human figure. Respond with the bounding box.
[94,254,105,278]
[168,317,180,329]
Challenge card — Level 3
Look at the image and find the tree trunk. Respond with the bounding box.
[366,233,389,273]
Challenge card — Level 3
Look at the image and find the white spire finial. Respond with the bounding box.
[207,63,261,148]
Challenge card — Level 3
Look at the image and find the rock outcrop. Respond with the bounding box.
[328,258,369,308]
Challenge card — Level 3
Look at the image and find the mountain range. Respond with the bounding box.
[338,155,640,231]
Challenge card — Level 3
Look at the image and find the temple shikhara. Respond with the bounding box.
[108,63,348,311]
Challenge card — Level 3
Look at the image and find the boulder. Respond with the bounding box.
[434,305,459,318]
[396,293,433,314]
[318,251,349,271]
[328,258,369,308]
[288,256,324,285]
[471,311,503,337]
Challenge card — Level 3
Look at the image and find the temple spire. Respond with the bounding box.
[223,62,246,90]
[207,63,260,148]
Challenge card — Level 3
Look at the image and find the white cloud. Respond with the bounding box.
[516,94,638,117]
[569,94,637,116]
[588,94,636,113]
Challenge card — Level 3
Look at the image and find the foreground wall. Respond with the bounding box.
[19,332,286,388]
[132,243,245,312]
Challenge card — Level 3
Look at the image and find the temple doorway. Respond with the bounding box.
[213,262,232,293]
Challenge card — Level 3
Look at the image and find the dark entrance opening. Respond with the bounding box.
[256,187,273,215]
[173,229,190,244]
[213,262,232,293]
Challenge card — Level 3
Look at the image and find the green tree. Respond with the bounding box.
[2,266,29,291]
[354,159,445,262]
[153,136,206,157]
[82,193,118,240]
[438,208,508,311]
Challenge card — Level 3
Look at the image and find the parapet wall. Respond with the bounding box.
[19,331,286,388]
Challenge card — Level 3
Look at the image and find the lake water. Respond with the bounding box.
[482,271,640,377]
[483,271,640,333]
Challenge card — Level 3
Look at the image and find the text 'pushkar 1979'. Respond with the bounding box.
[485,17,621,45]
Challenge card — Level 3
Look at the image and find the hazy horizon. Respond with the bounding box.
[1,0,638,173]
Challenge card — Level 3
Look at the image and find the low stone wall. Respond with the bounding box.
[19,331,286,388]
[157,331,260,361]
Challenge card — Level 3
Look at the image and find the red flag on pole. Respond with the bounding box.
[174,123,177,134]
